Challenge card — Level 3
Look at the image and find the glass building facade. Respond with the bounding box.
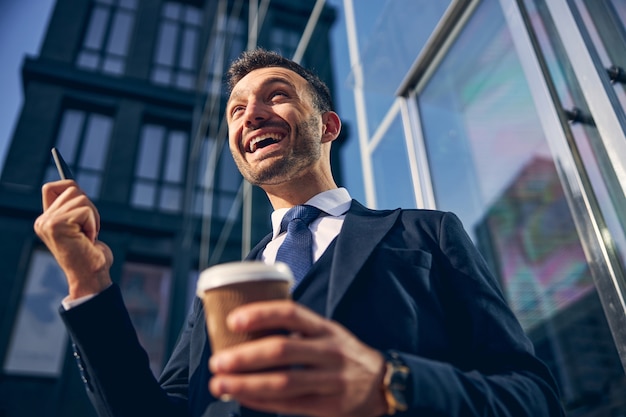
[329,0,626,415]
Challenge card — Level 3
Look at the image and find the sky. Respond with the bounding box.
[0,0,56,172]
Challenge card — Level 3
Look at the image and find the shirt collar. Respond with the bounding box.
[270,188,352,238]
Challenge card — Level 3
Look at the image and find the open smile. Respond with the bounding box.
[246,132,286,153]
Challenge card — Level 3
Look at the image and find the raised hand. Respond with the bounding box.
[34,180,113,299]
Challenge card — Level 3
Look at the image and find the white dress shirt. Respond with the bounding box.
[261,187,352,264]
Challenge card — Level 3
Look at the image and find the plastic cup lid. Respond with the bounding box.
[196,261,294,297]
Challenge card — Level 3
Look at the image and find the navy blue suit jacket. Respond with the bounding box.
[60,201,564,416]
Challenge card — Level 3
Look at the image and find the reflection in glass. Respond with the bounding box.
[524,0,626,267]
[353,0,450,135]
[412,0,626,412]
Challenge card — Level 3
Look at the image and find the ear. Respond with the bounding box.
[321,111,341,144]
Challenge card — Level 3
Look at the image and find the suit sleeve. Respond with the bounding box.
[396,211,564,416]
[60,284,188,417]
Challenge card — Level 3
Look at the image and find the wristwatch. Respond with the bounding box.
[381,350,410,415]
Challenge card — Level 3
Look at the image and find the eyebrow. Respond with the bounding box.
[228,76,298,104]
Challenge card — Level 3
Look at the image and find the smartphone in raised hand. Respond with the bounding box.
[51,147,74,180]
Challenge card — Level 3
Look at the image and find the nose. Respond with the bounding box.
[243,99,270,128]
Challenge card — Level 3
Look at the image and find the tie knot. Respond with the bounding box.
[280,205,322,233]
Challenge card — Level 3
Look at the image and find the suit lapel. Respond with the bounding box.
[325,200,400,317]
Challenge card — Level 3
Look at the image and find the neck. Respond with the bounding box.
[262,173,338,209]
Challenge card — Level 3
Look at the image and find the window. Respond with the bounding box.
[206,13,246,95]
[131,123,188,213]
[119,261,171,376]
[193,137,242,219]
[270,25,301,62]
[45,109,113,199]
[151,2,203,90]
[3,250,68,377]
[77,0,138,75]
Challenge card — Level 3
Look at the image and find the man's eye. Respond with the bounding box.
[231,106,245,116]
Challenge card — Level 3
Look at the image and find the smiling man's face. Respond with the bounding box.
[226,66,324,187]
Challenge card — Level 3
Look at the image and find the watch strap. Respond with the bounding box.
[382,350,410,415]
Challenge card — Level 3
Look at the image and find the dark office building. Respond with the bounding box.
[0,1,338,416]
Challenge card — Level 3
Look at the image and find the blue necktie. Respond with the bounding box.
[275,205,322,287]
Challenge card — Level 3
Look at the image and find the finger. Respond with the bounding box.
[227,300,331,337]
[40,185,100,242]
[41,180,77,210]
[210,368,342,401]
[36,202,100,244]
[210,334,343,374]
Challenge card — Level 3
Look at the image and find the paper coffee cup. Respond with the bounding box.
[196,261,294,352]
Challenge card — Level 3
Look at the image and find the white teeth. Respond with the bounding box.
[249,134,283,152]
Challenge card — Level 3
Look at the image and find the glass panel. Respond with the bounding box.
[351,0,451,136]
[119,262,172,376]
[84,5,109,49]
[76,171,101,198]
[3,250,68,377]
[416,0,626,414]
[119,0,138,10]
[103,56,124,74]
[217,193,236,220]
[151,67,171,84]
[193,190,203,216]
[175,72,194,89]
[218,140,241,192]
[197,137,215,188]
[180,27,198,70]
[163,2,180,19]
[77,51,100,69]
[184,7,202,25]
[371,114,415,209]
[155,21,179,66]
[107,9,134,55]
[80,114,112,170]
[164,130,187,182]
[132,181,156,208]
[574,0,626,112]
[523,0,626,270]
[159,185,181,212]
[56,110,85,163]
[136,125,164,179]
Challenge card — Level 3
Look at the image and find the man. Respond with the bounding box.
[34,49,564,417]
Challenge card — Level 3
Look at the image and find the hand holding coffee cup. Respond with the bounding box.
[196,261,294,352]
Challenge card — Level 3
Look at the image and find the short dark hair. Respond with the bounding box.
[226,48,334,113]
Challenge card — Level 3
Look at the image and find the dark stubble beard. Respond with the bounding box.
[233,115,322,186]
